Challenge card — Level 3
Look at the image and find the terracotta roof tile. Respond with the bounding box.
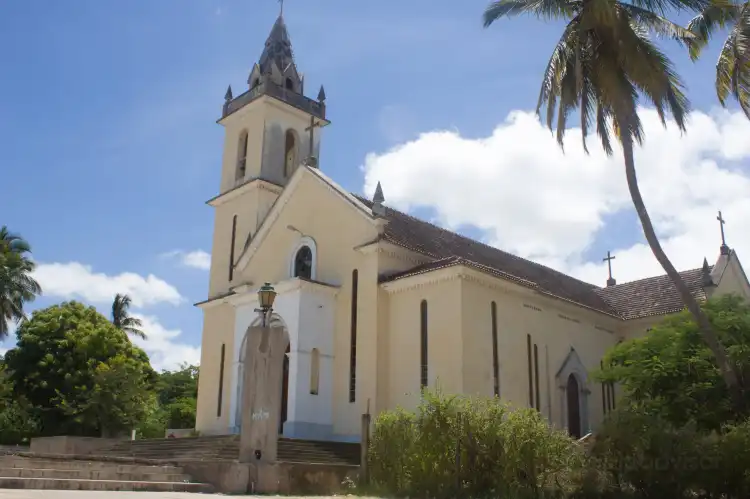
[358,196,712,321]
[595,267,711,320]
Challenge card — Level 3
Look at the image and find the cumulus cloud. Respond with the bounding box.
[161,250,211,271]
[362,107,750,286]
[34,262,183,307]
[131,314,201,372]
[33,262,183,307]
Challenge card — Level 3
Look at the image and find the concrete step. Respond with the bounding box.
[0,457,183,474]
[0,467,190,482]
[0,477,213,492]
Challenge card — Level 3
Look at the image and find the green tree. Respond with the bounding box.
[111,293,146,339]
[599,294,750,431]
[0,227,42,339]
[0,358,38,445]
[482,0,745,406]
[4,301,155,437]
[688,0,750,118]
[156,363,199,429]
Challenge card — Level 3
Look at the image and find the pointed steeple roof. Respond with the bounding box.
[258,15,295,75]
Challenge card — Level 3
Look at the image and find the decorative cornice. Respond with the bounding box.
[206,177,283,207]
[380,266,461,294]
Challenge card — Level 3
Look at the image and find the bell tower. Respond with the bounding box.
[206,13,329,297]
[217,14,328,194]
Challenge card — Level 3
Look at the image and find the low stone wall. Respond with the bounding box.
[29,436,123,456]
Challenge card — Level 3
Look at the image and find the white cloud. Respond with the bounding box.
[362,107,750,286]
[131,314,201,372]
[162,250,211,271]
[33,262,183,308]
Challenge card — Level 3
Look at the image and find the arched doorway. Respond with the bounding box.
[567,373,582,439]
[280,342,290,434]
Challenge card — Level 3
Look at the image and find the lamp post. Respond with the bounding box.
[255,282,277,327]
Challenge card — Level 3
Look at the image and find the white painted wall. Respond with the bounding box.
[228,279,336,437]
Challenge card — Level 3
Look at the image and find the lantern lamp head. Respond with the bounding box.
[257,282,277,311]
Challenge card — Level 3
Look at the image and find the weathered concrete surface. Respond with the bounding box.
[239,324,288,464]
[29,437,123,456]
[0,491,382,498]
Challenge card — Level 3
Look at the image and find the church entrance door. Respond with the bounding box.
[567,374,581,439]
[280,343,290,434]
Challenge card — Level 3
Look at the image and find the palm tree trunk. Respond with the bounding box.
[620,133,745,411]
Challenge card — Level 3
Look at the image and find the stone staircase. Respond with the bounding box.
[0,453,213,492]
[95,434,361,465]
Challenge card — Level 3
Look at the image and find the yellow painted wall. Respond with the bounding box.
[195,303,236,433]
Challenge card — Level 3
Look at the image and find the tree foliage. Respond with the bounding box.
[111,293,146,339]
[688,0,750,118]
[3,301,155,437]
[0,226,42,340]
[598,294,750,431]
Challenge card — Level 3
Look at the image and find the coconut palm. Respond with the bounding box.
[483,0,745,402]
[0,227,42,339]
[688,0,750,118]
[111,293,146,340]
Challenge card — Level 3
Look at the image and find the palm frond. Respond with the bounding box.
[629,0,711,17]
[483,0,578,26]
[687,0,741,59]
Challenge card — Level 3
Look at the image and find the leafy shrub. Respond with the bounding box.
[367,387,583,498]
[585,409,750,498]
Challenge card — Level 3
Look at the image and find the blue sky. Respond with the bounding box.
[1,0,748,369]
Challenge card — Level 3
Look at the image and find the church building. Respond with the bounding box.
[194,14,750,442]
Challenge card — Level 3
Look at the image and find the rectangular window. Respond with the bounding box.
[420,300,429,388]
[491,302,500,397]
[229,215,237,282]
[534,343,541,411]
[217,344,225,418]
[527,334,534,408]
[601,360,607,415]
[348,270,358,403]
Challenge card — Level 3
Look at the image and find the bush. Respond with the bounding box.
[584,409,750,498]
[367,387,584,498]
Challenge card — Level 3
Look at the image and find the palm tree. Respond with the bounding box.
[111,293,146,340]
[0,227,42,339]
[483,0,745,404]
[687,0,750,117]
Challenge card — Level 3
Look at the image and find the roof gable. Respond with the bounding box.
[234,166,377,273]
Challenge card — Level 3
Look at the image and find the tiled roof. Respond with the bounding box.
[595,267,710,320]
[358,196,712,321]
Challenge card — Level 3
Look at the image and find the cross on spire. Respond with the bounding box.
[278,0,284,15]
[717,210,730,255]
[304,115,323,167]
[603,251,616,287]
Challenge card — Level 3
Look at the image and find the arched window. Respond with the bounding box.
[491,301,499,397]
[310,348,320,395]
[285,77,294,91]
[252,78,260,89]
[293,246,313,279]
[284,129,297,178]
[236,131,248,181]
[420,300,428,389]
[567,374,582,438]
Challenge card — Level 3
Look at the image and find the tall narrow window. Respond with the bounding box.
[310,348,320,395]
[527,334,534,408]
[236,131,248,181]
[601,361,607,415]
[348,270,358,403]
[491,302,500,397]
[217,344,225,417]
[420,300,428,389]
[229,215,237,282]
[610,383,616,410]
[284,130,297,178]
[534,343,541,411]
